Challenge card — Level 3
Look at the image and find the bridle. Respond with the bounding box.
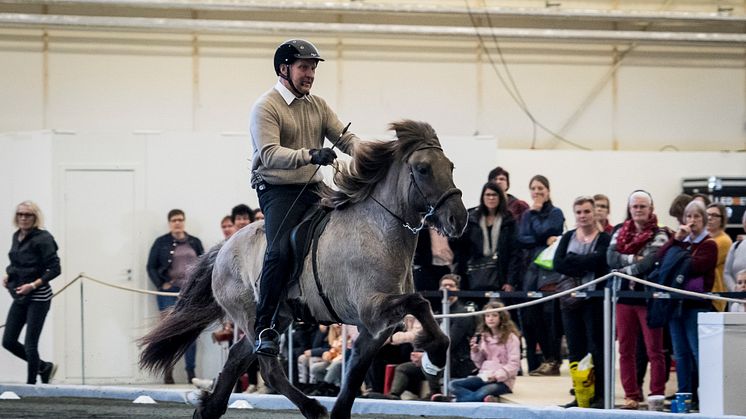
[370,145,462,235]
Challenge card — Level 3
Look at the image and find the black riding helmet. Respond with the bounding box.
[273,39,325,76]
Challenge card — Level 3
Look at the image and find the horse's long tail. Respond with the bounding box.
[138,242,224,374]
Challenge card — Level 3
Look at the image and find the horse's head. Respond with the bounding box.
[392,121,468,238]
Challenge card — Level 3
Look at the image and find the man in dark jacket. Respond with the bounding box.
[146,208,204,383]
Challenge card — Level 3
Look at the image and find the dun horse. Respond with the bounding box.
[139,120,468,419]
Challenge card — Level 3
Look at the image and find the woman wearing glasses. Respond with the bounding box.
[2,200,60,384]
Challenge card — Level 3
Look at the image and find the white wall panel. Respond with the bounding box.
[0,50,44,131]
[618,66,744,151]
[47,51,193,132]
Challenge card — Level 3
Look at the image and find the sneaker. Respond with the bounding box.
[620,398,639,410]
[39,362,57,384]
[430,393,452,402]
[483,395,500,403]
[192,378,215,392]
[243,384,257,394]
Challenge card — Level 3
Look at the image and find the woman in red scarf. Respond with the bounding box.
[607,190,669,410]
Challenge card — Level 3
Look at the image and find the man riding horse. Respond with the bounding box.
[249,39,361,357]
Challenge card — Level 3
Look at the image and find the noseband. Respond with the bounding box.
[370,145,462,235]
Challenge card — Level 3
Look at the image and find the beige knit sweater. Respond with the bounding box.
[250,87,358,185]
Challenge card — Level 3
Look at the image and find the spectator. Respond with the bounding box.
[253,208,265,222]
[728,270,746,312]
[433,301,520,403]
[517,174,565,376]
[2,201,60,385]
[231,204,254,231]
[220,215,235,239]
[723,211,746,293]
[454,182,520,293]
[553,196,610,408]
[364,314,418,394]
[658,200,717,402]
[297,325,331,387]
[706,203,732,312]
[607,190,668,410]
[412,227,453,309]
[668,194,693,226]
[146,209,204,383]
[488,166,529,222]
[593,193,613,234]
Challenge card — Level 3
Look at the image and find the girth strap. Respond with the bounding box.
[311,225,344,324]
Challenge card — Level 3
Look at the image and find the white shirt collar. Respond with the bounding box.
[274,80,310,105]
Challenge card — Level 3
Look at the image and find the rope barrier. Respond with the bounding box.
[433,272,746,319]
[0,273,178,329]
[78,273,179,297]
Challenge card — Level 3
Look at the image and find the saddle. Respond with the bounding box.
[285,205,341,325]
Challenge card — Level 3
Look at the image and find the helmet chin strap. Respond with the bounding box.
[281,65,304,98]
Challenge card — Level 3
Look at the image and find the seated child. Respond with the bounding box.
[434,301,520,402]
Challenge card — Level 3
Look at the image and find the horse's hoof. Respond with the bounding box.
[302,398,329,419]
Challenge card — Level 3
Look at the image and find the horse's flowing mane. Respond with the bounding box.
[321,120,441,208]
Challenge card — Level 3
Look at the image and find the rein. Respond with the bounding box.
[370,146,462,235]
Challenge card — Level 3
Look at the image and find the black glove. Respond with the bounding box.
[309,148,337,166]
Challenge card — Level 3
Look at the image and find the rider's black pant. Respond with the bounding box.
[255,182,320,335]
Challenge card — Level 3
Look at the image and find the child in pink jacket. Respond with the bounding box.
[446,301,521,402]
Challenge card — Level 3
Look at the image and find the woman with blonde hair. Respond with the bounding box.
[2,200,60,384]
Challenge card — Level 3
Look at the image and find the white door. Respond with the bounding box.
[62,169,137,383]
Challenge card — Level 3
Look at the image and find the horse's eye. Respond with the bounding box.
[414,164,430,176]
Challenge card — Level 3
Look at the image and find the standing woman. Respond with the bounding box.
[658,201,717,400]
[705,203,732,312]
[2,201,60,384]
[455,182,520,293]
[517,175,565,376]
[553,197,610,408]
[607,190,668,410]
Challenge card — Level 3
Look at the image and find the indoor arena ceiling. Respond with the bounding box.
[0,0,744,46]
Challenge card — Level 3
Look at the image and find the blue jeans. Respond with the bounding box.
[668,307,706,393]
[157,290,196,372]
[449,376,511,402]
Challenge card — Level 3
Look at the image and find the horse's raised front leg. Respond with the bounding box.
[257,352,328,419]
[405,293,450,369]
[194,336,255,419]
[330,327,390,419]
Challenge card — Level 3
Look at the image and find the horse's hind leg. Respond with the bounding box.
[258,354,328,419]
[194,336,255,419]
[330,328,389,419]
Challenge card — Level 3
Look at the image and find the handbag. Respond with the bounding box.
[556,275,583,310]
[683,276,705,293]
[467,254,498,290]
[533,240,559,270]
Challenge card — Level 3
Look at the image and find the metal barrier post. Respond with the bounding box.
[287,322,294,382]
[341,324,348,385]
[604,274,620,409]
[80,279,86,385]
[441,287,450,397]
[603,281,611,409]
